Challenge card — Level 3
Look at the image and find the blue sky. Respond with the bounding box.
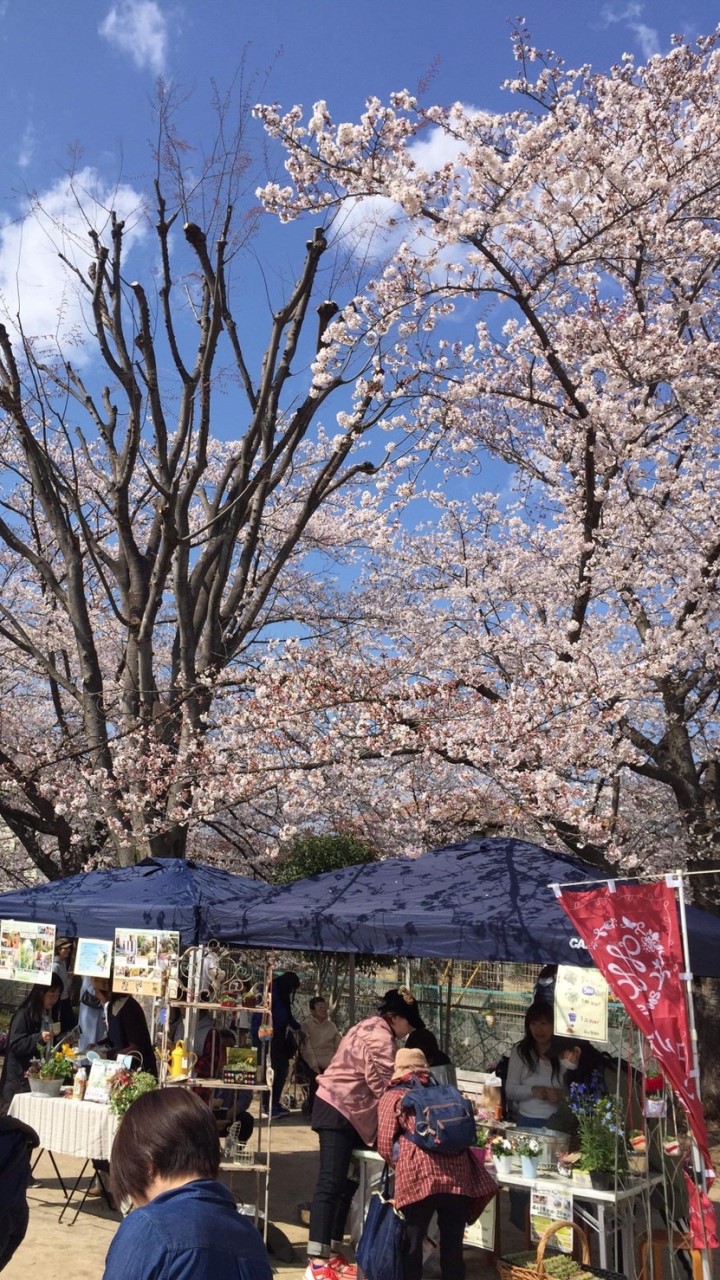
[0,1,716,405]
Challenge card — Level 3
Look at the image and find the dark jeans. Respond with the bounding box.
[403,1193,472,1280]
[308,1122,363,1255]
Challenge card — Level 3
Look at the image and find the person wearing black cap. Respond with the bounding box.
[304,988,422,1280]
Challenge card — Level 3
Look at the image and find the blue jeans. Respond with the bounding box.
[308,1120,364,1256]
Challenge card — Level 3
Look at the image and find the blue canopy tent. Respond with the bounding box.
[0,857,270,946]
[222,837,720,977]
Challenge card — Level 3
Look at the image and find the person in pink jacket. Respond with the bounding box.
[305,988,422,1280]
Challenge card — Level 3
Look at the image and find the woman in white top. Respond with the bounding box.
[506,1001,580,1126]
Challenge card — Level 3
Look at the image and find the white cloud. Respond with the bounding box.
[99,0,167,75]
[17,124,35,170]
[0,168,147,359]
[599,3,660,60]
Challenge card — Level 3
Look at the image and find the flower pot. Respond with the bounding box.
[28,1077,63,1097]
[520,1155,539,1179]
[644,1098,667,1119]
[494,1154,513,1177]
[589,1169,613,1190]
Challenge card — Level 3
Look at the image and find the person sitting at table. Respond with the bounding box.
[91,976,158,1077]
[194,1028,254,1145]
[0,975,63,1111]
[505,1000,580,1127]
[103,1088,272,1280]
[377,1048,497,1280]
[505,1001,580,1233]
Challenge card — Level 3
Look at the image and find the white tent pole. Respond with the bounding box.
[670,871,712,1280]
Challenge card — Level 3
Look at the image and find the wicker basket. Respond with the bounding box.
[498,1220,590,1280]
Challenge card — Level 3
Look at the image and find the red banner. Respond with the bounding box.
[557,879,715,1226]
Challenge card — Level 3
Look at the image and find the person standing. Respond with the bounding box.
[305,987,422,1280]
[91,977,158,1077]
[0,975,63,1109]
[253,971,301,1120]
[377,1048,497,1280]
[52,937,75,1035]
[299,998,341,1116]
[103,1089,272,1280]
[78,975,107,1051]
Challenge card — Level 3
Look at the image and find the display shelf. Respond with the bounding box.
[184,1077,266,1090]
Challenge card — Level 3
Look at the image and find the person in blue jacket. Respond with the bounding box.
[103,1087,271,1280]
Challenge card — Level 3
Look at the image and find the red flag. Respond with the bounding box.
[557,879,715,1224]
[683,1168,719,1250]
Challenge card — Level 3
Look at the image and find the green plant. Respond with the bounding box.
[108,1069,158,1119]
[515,1134,541,1158]
[569,1073,627,1174]
[28,1045,76,1081]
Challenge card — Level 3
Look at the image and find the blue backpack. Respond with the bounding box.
[397,1074,476,1155]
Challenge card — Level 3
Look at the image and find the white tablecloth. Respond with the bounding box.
[9,1093,118,1161]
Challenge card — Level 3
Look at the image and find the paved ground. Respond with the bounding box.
[5,1110,720,1278]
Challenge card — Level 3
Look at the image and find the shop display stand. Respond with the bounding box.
[158,947,275,1241]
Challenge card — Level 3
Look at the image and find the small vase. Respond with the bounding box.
[521,1155,539,1179]
[494,1154,513,1177]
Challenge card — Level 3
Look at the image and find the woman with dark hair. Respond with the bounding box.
[305,987,423,1280]
[505,1001,580,1127]
[0,974,63,1109]
[103,1089,271,1280]
[52,936,75,1034]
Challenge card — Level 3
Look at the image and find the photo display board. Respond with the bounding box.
[0,919,55,984]
[113,929,180,997]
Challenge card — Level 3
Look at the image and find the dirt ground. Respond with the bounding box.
[5,1111,720,1279]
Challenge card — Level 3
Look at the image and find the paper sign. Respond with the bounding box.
[0,919,55,984]
[113,929,180,997]
[85,1058,121,1104]
[554,963,609,1042]
[530,1184,574,1252]
[463,1195,496,1250]
[74,937,113,978]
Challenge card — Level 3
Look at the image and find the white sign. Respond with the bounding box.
[555,963,609,1042]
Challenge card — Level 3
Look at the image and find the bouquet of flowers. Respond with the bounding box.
[107,1069,158,1119]
[490,1135,513,1158]
[28,1043,77,1082]
[515,1135,541,1158]
[569,1073,627,1174]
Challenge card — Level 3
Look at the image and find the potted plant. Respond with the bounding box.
[490,1135,514,1177]
[107,1069,158,1119]
[516,1134,541,1179]
[643,1074,667,1118]
[27,1044,77,1096]
[569,1073,627,1189]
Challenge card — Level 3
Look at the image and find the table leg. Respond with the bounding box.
[58,1160,91,1225]
[31,1148,69,1198]
[596,1204,608,1270]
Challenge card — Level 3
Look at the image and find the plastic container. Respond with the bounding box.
[73,1067,88,1101]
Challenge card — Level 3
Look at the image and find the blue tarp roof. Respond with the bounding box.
[0,857,269,946]
[222,837,720,977]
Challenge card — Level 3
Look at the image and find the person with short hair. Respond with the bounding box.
[103,1088,272,1280]
[378,1048,497,1280]
[52,937,75,1035]
[299,997,341,1115]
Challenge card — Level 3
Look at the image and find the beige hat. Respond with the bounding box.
[391,1047,429,1081]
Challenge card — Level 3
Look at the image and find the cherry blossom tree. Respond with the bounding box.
[254,27,720,885]
[0,90,464,877]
